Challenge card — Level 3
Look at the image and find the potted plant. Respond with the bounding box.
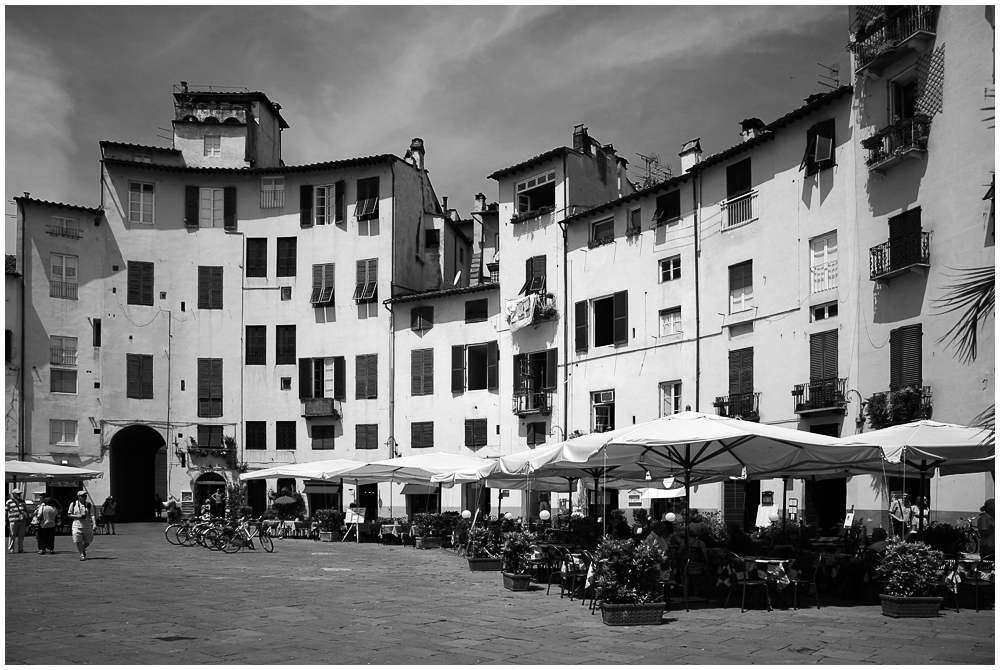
[413,512,447,549]
[918,523,965,557]
[314,509,343,542]
[467,526,501,571]
[500,530,536,591]
[592,537,666,625]
[876,539,946,618]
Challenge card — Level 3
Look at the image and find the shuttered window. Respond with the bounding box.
[312,425,336,450]
[451,345,465,393]
[411,421,434,449]
[729,261,753,313]
[276,421,296,450]
[246,421,266,450]
[888,208,922,239]
[246,238,267,277]
[311,263,335,305]
[300,185,313,227]
[197,358,223,417]
[355,424,378,450]
[464,299,488,323]
[197,425,223,448]
[411,348,434,396]
[314,185,334,225]
[654,190,681,224]
[129,182,155,224]
[246,326,266,365]
[198,266,223,310]
[452,342,497,393]
[127,261,154,306]
[185,187,236,229]
[889,324,922,390]
[276,237,296,277]
[726,158,752,198]
[275,326,295,365]
[298,356,345,399]
[520,255,546,295]
[335,181,346,224]
[126,353,154,399]
[411,306,433,331]
[728,348,754,394]
[527,422,547,446]
[464,419,487,448]
[356,177,380,220]
[355,354,378,399]
[809,330,838,382]
[801,118,836,175]
[353,259,378,302]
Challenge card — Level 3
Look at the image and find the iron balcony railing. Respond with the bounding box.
[244,450,296,465]
[175,105,248,124]
[260,190,285,209]
[301,398,342,419]
[46,225,82,239]
[50,281,78,300]
[870,231,930,280]
[511,205,555,225]
[863,116,931,171]
[512,390,553,416]
[721,190,758,230]
[50,348,78,366]
[792,377,847,414]
[713,392,761,422]
[850,6,938,73]
[811,260,838,293]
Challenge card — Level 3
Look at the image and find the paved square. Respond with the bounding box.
[5,524,995,664]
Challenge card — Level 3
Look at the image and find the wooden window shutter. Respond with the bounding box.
[527,422,537,446]
[321,264,335,304]
[411,422,423,449]
[728,350,742,395]
[197,358,210,416]
[366,354,377,399]
[185,186,200,227]
[800,124,818,171]
[410,350,423,396]
[127,262,141,304]
[333,357,345,401]
[300,185,313,227]
[423,422,434,449]
[210,359,223,416]
[889,208,921,239]
[486,341,498,390]
[464,419,474,447]
[299,358,312,399]
[890,324,922,389]
[512,354,524,394]
[741,348,754,393]
[355,356,366,399]
[612,291,628,345]
[126,354,140,398]
[140,355,153,399]
[451,346,465,393]
[211,267,223,309]
[533,255,546,281]
[726,158,752,198]
[311,265,323,304]
[335,181,345,224]
[575,301,589,352]
[544,348,558,390]
[141,263,154,305]
[810,330,838,381]
[423,348,434,395]
[474,419,486,447]
[223,186,237,229]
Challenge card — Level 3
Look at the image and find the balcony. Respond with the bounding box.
[721,190,758,231]
[849,6,937,77]
[244,450,296,466]
[870,231,930,281]
[811,261,838,293]
[301,398,342,419]
[863,116,931,174]
[49,281,78,300]
[260,190,285,209]
[175,104,248,124]
[792,378,847,415]
[513,390,553,416]
[50,348,78,366]
[713,392,760,422]
[507,292,558,333]
[187,446,237,469]
[46,225,82,239]
[865,385,932,429]
[511,205,554,225]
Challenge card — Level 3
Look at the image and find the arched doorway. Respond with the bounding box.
[195,473,227,519]
[109,425,167,522]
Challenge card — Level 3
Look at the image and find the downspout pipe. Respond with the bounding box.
[692,173,701,411]
[17,198,27,461]
[561,153,569,441]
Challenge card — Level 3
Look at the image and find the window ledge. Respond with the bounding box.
[723,308,757,327]
[587,237,615,250]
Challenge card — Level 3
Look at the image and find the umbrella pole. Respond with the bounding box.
[355,479,360,544]
[782,476,788,534]
[919,466,927,533]
[567,478,573,531]
[437,482,442,515]
[684,464,691,613]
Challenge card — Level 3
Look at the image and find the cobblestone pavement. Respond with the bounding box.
[5,523,995,665]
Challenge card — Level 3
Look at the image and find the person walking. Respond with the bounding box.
[166,495,179,524]
[154,494,164,520]
[101,496,118,535]
[889,494,911,539]
[33,497,59,554]
[68,491,96,561]
[6,488,29,553]
[978,498,994,558]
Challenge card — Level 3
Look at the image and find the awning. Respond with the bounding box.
[400,483,439,496]
[303,481,341,494]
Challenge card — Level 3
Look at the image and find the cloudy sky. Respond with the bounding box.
[5,5,849,248]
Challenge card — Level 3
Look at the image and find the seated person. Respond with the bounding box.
[866,527,890,554]
[838,528,889,598]
[613,517,633,540]
[725,522,757,557]
[644,521,676,581]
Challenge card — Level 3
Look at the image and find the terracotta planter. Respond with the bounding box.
[468,557,501,572]
[415,536,442,550]
[879,594,943,618]
[318,531,334,542]
[502,572,532,591]
[600,602,666,626]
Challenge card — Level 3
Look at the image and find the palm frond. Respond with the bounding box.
[971,404,995,447]
[932,266,995,363]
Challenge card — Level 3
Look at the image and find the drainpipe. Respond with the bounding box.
[387,162,397,464]
[165,309,172,496]
[561,153,569,439]
[17,198,26,461]
[692,173,701,411]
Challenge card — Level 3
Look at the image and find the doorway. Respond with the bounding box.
[195,473,227,518]
[724,479,761,532]
[109,424,167,522]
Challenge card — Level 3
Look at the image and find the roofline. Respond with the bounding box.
[14,196,102,216]
[101,154,406,176]
[172,90,290,129]
[385,282,499,304]
[488,147,572,181]
[99,141,181,154]
[445,218,473,245]
[563,173,692,224]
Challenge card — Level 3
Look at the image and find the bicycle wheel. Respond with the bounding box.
[176,525,195,546]
[257,531,274,553]
[220,532,244,554]
[165,524,182,545]
[203,527,225,551]
[963,531,980,554]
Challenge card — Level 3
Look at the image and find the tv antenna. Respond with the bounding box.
[817,62,840,91]
[635,152,672,189]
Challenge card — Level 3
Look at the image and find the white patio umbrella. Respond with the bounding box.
[5,460,104,483]
[239,458,368,481]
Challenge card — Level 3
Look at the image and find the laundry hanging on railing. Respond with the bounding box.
[505,293,537,332]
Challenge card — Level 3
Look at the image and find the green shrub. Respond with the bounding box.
[500,530,535,574]
[876,539,945,597]
[468,526,500,558]
[592,537,665,605]
[314,509,344,532]
[918,522,965,556]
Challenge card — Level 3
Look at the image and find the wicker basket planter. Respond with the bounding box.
[879,594,943,618]
[502,572,532,591]
[468,557,502,572]
[415,536,442,550]
[600,602,666,626]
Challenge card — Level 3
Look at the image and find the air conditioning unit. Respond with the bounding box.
[596,391,615,403]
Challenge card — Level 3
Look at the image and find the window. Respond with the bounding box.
[658,307,682,337]
[810,330,838,383]
[300,182,345,227]
[811,302,839,322]
[315,185,334,225]
[526,422,547,446]
[591,218,614,246]
[276,421,296,450]
[464,299,488,323]
[729,261,753,314]
[201,188,222,227]
[260,176,284,209]
[411,348,434,396]
[246,326,266,365]
[513,349,557,402]
[49,216,80,238]
[184,186,236,229]
[280,377,292,390]
[198,266,223,309]
[890,68,918,122]
[810,233,838,292]
[204,135,221,157]
[576,291,628,351]
[425,229,440,248]
[126,353,154,399]
[133,153,151,163]
[50,369,77,394]
[246,238,267,277]
[127,261,154,306]
[311,263,335,306]
[246,421,266,450]
[728,347,754,395]
[659,256,681,283]
[356,424,379,450]
[654,190,681,224]
[197,425,223,448]
[197,358,223,417]
[355,354,378,399]
[5,330,10,362]
[464,418,487,448]
[275,326,295,365]
[50,419,78,445]
[280,286,292,301]
[627,208,642,233]
[411,306,433,332]
[298,357,346,400]
[92,319,101,347]
[128,182,154,224]
[592,390,615,433]
[356,177,380,221]
[50,336,77,366]
[50,253,78,299]
[411,421,434,449]
[276,237,296,277]
[451,342,498,393]
[515,171,555,214]
[802,118,836,175]
[354,259,378,302]
[889,324,922,390]
[312,425,336,450]
[520,255,546,295]
[726,159,752,199]
[660,381,682,417]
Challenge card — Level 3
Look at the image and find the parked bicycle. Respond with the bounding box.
[220,516,274,554]
[959,516,981,554]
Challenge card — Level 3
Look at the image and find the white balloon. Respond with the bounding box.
[768,511,781,523]
[461,510,472,519]
[539,510,551,521]
[665,513,676,523]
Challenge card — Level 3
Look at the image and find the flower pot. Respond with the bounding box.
[879,594,943,618]
[415,536,442,550]
[318,531,334,542]
[468,557,502,572]
[502,572,532,591]
[600,602,666,626]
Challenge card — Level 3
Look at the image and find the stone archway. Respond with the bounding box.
[195,472,227,519]
[109,424,167,522]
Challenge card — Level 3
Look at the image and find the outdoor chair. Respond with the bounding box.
[577,550,597,608]
[861,549,885,604]
[723,553,772,613]
[679,546,711,601]
[936,558,962,613]
[525,544,550,582]
[956,558,995,612]
[786,551,821,610]
[544,545,564,595]
[557,547,587,600]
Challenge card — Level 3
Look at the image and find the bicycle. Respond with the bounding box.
[220,517,274,554]
[959,516,981,554]
[179,518,224,548]
[165,518,194,545]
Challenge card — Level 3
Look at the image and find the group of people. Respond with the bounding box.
[5,488,120,559]
[888,493,932,538]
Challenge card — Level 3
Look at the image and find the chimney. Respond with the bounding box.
[474,193,487,212]
[739,118,766,142]
[679,138,703,173]
[407,138,425,171]
[573,124,590,153]
[441,196,449,212]
[180,81,188,93]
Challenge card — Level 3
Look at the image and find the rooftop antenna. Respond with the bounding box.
[817,62,840,91]
[635,152,672,189]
